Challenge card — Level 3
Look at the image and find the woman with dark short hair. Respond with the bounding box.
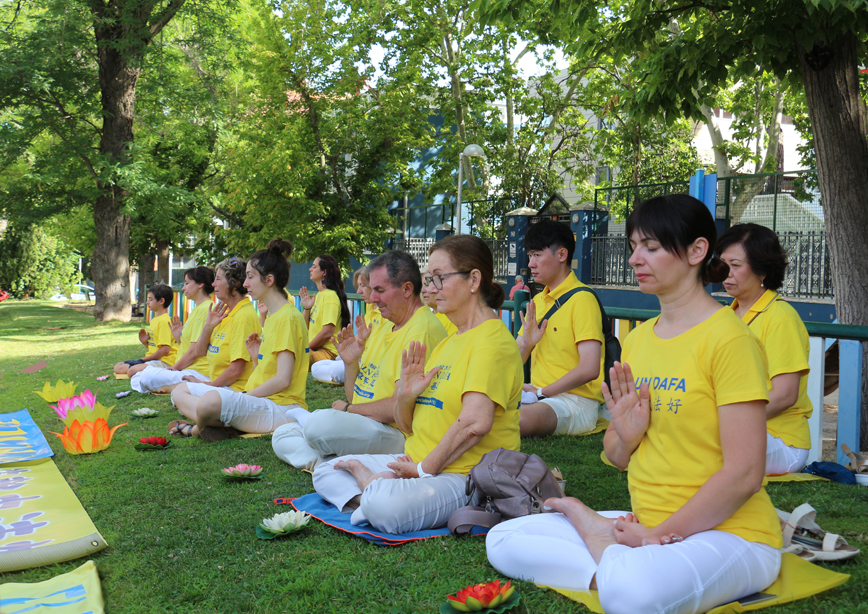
[487,195,781,614]
[718,223,811,474]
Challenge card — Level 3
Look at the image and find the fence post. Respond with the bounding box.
[806,336,826,465]
[837,340,864,465]
[435,223,454,242]
[570,202,597,285]
[505,207,537,284]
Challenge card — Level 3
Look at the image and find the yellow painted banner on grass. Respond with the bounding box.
[0,560,104,614]
[0,460,106,572]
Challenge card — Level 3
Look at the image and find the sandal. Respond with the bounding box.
[778,503,860,561]
[168,420,194,437]
[199,425,242,443]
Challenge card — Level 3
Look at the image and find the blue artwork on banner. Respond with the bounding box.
[0,410,54,465]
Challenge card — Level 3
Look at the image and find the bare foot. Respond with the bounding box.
[335,459,380,491]
[546,497,618,565]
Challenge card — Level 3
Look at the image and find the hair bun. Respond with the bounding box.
[704,255,729,284]
[266,237,294,259]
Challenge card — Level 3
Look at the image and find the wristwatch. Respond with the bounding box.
[536,386,546,399]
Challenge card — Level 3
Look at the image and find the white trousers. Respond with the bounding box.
[765,434,809,474]
[486,512,781,614]
[537,392,600,435]
[271,409,405,470]
[310,359,346,384]
[312,454,470,534]
[131,365,207,393]
[182,382,297,434]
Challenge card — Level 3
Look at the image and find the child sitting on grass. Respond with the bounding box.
[114,284,179,376]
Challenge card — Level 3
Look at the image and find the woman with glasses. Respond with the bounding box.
[169,256,262,439]
[486,195,781,614]
[311,235,523,534]
[300,254,351,366]
[717,223,811,474]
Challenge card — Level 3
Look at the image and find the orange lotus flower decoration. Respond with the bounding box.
[447,580,515,612]
[48,418,126,455]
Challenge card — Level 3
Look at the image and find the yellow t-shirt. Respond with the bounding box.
[352,306,447,430]
[177,301,212,375]
[309,289,341,354]
[435,311,459,336]
[146,312,179,365]
[363,304,383,330]
[404,319,522,475]
[207,297,262,391]
[623,307,782,548]
[733,290,812,449]
[518,272,605,402]
[245,303,309,408]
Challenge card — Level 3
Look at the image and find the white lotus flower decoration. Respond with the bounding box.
[257,510,311,539]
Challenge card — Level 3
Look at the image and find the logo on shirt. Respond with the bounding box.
[416,396,444,409]
[208,344,220,354]
[635,376,687,415]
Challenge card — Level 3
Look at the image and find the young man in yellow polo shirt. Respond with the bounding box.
[517,220,605,437]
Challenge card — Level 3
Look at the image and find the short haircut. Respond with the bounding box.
[716,223,788,291]
[525,219,575,256]
[626,193,728,284]
[184,267,215,295]
[215,256,248,296]
[150,284,174,308]
[367,251,422,296]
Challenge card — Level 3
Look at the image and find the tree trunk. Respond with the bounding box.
[137,253,155,310]
[91,22,141,322]
[156,239,171,284]
[798,31,868,449]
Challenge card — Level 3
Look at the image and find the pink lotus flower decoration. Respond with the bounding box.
[50,390,96,420]
[221,464,263,480]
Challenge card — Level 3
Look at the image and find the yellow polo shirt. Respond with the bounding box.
[309,289,341,354]
[518,272,604,401]
[364,304,383,331]
[146,312,179,365]
[734,289,812,449]
[207,297,261,391]
[177,301,212,374]
[246,303,309,408]
[404,318,522,475]
[352,306,447,429]
[623,308,782,548]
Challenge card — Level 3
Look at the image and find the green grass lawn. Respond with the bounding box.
[0,300,866,613]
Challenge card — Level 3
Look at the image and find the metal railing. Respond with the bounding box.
[590,235,637,287]
[778,231,833,298]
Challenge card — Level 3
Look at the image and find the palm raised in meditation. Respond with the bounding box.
[519,300,547,347]
[334,315,369,365]
[205,302,231,329]
[298,287,315,310]
[170,316,183,344]
[602,362,651,449]
[396,341,439,401]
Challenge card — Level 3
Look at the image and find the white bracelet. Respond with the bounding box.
[417,461,433,478]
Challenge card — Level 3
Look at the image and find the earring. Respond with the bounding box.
[761,279,764,287]
[471,289,476,293]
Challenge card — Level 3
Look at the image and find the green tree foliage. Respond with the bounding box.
[0,222,78,299]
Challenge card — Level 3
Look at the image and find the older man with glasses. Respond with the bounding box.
[272,250,447,471]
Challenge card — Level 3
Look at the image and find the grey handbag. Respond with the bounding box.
[447,448,564,535]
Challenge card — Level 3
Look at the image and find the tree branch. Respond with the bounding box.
[148,0,187,40]
[208,201,246,228]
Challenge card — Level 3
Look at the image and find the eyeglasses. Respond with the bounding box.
[423,271,470,290]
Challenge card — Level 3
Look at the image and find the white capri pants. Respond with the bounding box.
[181,382,298,434]
[131,365,208,393]
[765,434,809,474]
[272,409,406,470]
[535,392,600,435]
[310,359,346,384]
[486,513,781,614]
[312,454,471,534]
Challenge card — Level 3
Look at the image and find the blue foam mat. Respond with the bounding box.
[290,492,487,546]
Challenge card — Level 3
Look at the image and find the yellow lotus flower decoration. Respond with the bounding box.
[48,418,127,455]
[34,380,77,403]
[63,402,115,428]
